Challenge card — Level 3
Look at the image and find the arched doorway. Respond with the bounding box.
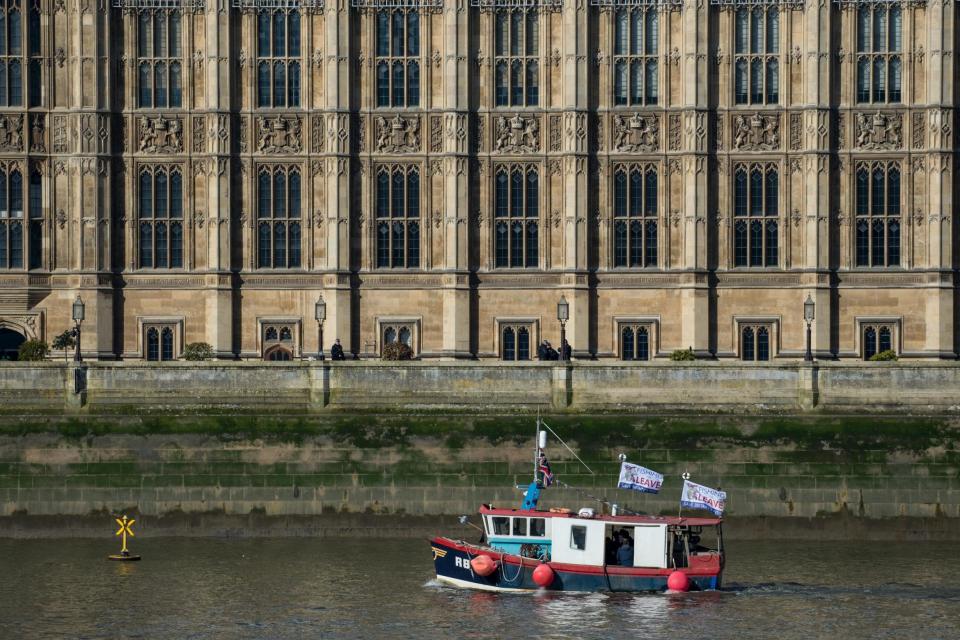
[0,328,25,361]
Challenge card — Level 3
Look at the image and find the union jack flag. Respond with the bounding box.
[539,453,554,487]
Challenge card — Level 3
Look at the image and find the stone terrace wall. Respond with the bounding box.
[2,361,960,413]
[0,432,958,539]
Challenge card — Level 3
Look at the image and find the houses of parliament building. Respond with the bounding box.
[0,0,956,362]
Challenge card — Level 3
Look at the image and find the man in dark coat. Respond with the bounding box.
[330,338,346,361]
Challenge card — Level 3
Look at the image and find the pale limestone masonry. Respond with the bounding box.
[0,1,956,363]
[2,361,960,411]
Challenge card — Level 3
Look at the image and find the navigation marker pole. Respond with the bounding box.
[108,515,142,562]
[679,472,691,520]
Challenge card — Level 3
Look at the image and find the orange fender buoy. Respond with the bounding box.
[532,563,555,588]
[470,555,498,577]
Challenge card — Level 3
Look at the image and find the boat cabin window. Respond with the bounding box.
[529,518,546,537]
[570,525,587,551]
[491,517,511,535]
[512,518,527,536]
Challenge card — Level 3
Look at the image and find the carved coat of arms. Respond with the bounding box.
[494,115,539,153]
[374,115,420,153]
[0,114,24,152]
[732,114,779,151]
[855,111,903,150]
[612,114,659,152]
[257,116,302,154]
[139,116,183,154]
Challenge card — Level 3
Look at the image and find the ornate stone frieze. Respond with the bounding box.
[312,116,324,153]
[430,115,442,153]
[0,115,24,152]
[732,113,779,151]
[854,111,902,150]
[139,116,183,153]
[29,115,45,153]
[667,115,681,151]
[256,115,302,154]
[612,114,659,153]
[52,115,68,153]
[789,113,802,151]
[193,115,205,153]
[373,115,419,154]
[493,114,539,153]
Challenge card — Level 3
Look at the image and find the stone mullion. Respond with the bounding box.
[716,162,729,269]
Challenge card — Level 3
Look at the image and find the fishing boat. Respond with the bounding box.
[430,420,725,593]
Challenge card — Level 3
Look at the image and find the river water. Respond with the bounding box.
[1,537,958,639]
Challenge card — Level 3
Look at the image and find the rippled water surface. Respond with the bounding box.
[1,537,959,639]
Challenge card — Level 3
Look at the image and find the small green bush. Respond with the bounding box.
[669,347,696,362]
[869,349,898,362]
[382,342,414,361]
[17,340,50,361]
[183,342,215,361]
[51,330,76,362]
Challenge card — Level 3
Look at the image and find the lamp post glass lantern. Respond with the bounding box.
[72,296,85,362]
[315,296,326,361]
[803,294,815,362]
[557,296,569,361]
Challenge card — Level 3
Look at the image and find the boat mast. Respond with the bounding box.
[534,411,541,484]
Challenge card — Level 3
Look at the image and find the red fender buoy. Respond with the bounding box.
[470,555,498,577]
[666,570,690,592]
[532,563,555,588]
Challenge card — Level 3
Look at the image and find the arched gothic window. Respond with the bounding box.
[263,323,295,361]
[0,0,41,107]
[376,166,420,268]
[856,4,902,103]
[257,166,302,268]
[137,9,183,108]
[138,166,184,269]
[494,165,538,268]
[494,8,538,106]
[620,324,651,361]
[256,8,301,107]
[855,162,900,267]
[0,165,24,269]
[740,324,772,362]
[612,7,658,106]
[501,323,532,361]
[733,164,778,268]
[862,323,894,359]
[375,9,420,107]
[612,164,657,268]
[734,7,778,105]
[145,324,177,361]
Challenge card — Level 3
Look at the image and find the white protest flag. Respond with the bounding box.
[617,461,664,495]
[680,479,726,517]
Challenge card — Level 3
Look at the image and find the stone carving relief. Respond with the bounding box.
[668,114,681,151]
[139,116,183,153]
[29,115,45,153]
[596,118,604,152]
[789,113,802,151]
[732,113,779,151]
[549,115,561,152]
[855,112,902,150]
[612,114,658,152]
[493,115,539,153]
[238,117,248,153]
[52,115,68,153]
[312,116,324,153]
[0,115,23,152]
[193,115,205,153]
[912,112,925,148]
[374,115,419,153]
[257,115,302,153]
[430,115,442,153]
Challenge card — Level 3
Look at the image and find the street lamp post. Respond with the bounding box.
[315,295,326,361]
[557,296,569,361]
[803,294,815,362]
[72,296,85,363]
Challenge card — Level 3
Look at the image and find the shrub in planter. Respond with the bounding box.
[669,347,696,362]
[382,342,414,361]
[183,342,215,361]
[869,349,898,362]
[18,340,50,361]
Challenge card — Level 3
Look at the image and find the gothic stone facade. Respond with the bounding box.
[0,0,957,361]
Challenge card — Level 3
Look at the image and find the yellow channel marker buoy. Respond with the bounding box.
[108,515,141,562]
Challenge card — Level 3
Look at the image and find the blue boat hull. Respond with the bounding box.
[431,538,721,593]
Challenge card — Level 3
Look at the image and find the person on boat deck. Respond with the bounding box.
[605,533,619,565]
[616,536,634,567]
[619,528,633,549]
